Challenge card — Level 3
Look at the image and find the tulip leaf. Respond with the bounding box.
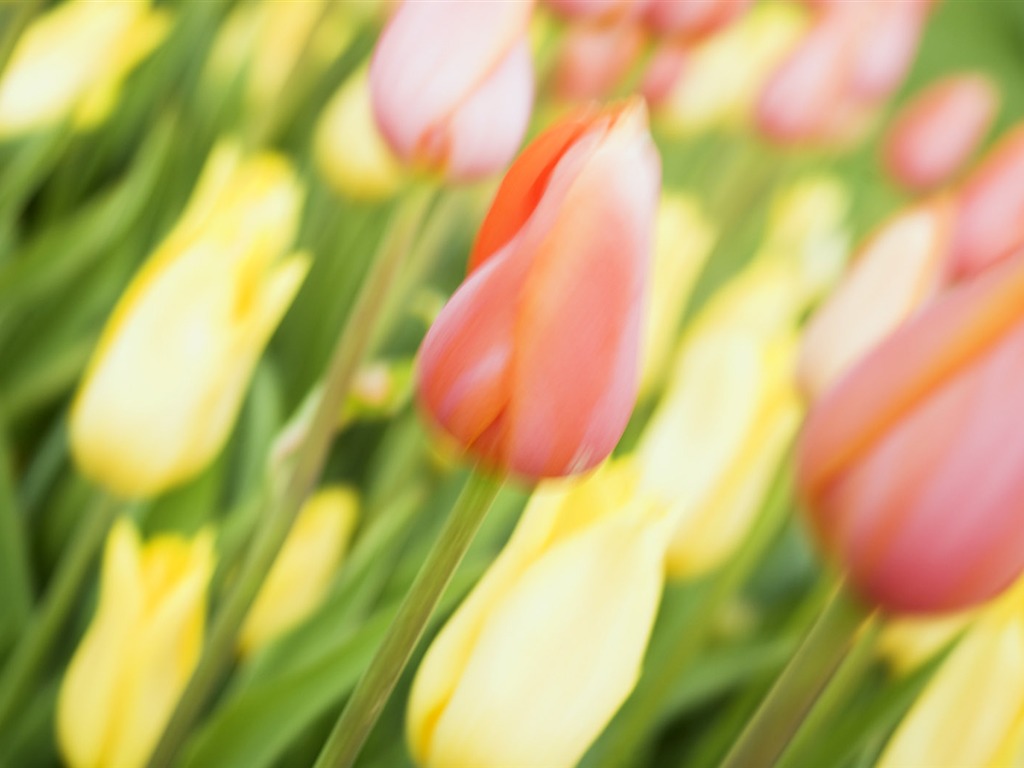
[0,425,33,655]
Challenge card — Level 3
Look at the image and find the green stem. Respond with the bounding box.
[776,617,881,768]
[0,491,118,733]
[312,468,505,768]
[593,461,796,768]
[143,185,435,768]
[719,584,872,768]
[0,424,34,653]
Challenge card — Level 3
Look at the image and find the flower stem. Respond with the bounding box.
[143,185,435,768]
[719,583,872,768]
[312,468,505,768]
[0,490,118,733]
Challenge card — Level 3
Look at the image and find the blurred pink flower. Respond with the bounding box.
[554,20,645,101]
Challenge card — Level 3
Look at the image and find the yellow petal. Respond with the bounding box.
[239,487,359,655]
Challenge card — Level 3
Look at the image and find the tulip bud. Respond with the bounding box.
[948,123,1024,280]
[798,199,953,401]
[877,582,1024,768]
[0,0,170,138]
[637,261,803,578]
[553,21,645,102]
[239,487,358,655]
[640,45,687,108]
[314,64,404,201]
[884,74,999,192]
[407,460,672,768]
[639,192,716,395]
[543,0,649,24]
[660,2,807,136]
[844,0,929,104]
[417,100,661,478]
[644,0,753,42]
[370,0,535,181]
[57,519,214,768]
[798,245,1024,613]
[70,142,310,498]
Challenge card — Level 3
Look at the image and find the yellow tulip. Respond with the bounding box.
[314,64,405,201]
[658,2,807,136]
[0,0,170,137]
[640,192,716,396]
[878,582,1024,768]
[636,261,803,579]
[876,611,974,676]
[70,142,310,498]
[407,461,673,768]
[57,518,214,768]
[239,487,359,655]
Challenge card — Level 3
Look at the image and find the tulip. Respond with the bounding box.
[0,0,170,138]
[637,261,803,577]
[553,21,645,102]
[645,0,753,42]
[798,198,954,401]
[876,612,973,676]
[640,45,687,108]
[417,100,660,479]
[314,64,405,201]
[884,74,999,192]
[845,0,930,104]
[639,192,716,395]
[239,487,359,655]
[407,460,673,768]
[57,519,214,768]
[370,0,535,182]
[70,142,310,498]
[661,2,807,136]
[543,0,649,23]
[948,123,1024,280]
[798,244,1024,613]
[877,582,1024,768]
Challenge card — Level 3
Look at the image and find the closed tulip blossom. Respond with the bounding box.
[644,0,753,42]
[877,581,1024,767]
[884,74,999,192]
[417,100,661,479]
[0,0,170,138]
[370,0,535,181]
[798,244,1024,613]
[407,461,673,768]
[948,123,1024,279]
[554,21,645,102]
[799,199,953,401]
[57,519,215,768]
[544,0,649,23]
[70,142,310,498]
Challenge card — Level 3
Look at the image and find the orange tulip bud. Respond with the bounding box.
[417,101,661,479]
[884,74,999,192]
[948,124,1024,280]
[370,0,534,181]
[799,245,1024,613]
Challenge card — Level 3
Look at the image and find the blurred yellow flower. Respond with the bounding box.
[658,2,807,136]
[70,142,310,498]
[407,460,673,768]
[239,486,359,655]
[314,64,405,201]
[876,611,974,676]
[640,192,716,396]
[637,261,803,579]
[57,518,214,768]
[0,0,170,137]
[878,582,1024,768]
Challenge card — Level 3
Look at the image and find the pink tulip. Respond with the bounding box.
[644,0,753,41]
[884,74,999,192]
[947,124,1024,280]
[417,101,661,479]
[640,45,687,107]
[845,0,930,103]
[799,245,1024,613]
[370,0,534,181]
[544,0,649,23]
[554,21,645,101]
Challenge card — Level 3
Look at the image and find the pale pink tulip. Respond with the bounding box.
[554,21,645,101]
[644,0,753,41]
[544,0,649,23]
[884,74,999,192]
[641,45,686,107]
[799,245,1024,613]
[370,0,534,181]
[417,101,661,478]
[947,124,1024,279]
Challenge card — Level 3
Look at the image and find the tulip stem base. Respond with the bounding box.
[0,490,118,734]
[719,583,871,768]
[143,185,436,768]
[312,468,505,768]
